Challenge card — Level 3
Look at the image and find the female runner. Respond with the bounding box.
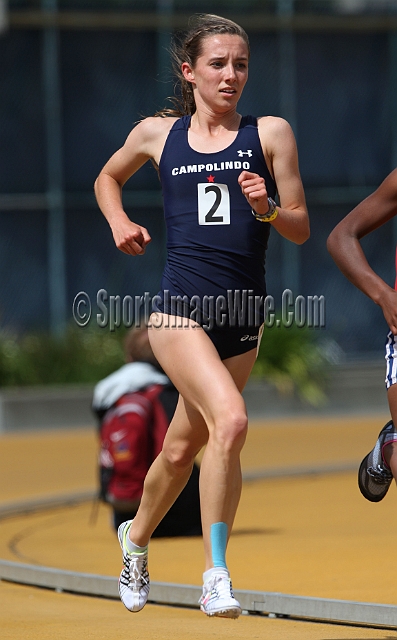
[94,13,309,619]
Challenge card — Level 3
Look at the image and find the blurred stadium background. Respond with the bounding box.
[1,0,397,357]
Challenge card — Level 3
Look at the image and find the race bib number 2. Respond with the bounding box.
[197,183,230,225]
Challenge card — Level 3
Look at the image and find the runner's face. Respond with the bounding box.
[183,34,249,111]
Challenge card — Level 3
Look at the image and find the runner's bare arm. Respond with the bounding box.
[327,168,397,333]
[256,116,309,244]
[94,117,174,256]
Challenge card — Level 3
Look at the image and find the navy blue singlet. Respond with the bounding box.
[154,115,277,359]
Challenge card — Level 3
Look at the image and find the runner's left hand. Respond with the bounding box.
[238,171,269,215]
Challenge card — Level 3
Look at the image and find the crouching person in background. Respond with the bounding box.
[92,325,202,537]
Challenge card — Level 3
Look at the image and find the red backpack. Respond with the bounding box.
[98,383,170,509]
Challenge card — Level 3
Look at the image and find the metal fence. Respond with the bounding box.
[1,0,397,356]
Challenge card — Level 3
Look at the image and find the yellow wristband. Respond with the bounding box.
[252,207,278,223]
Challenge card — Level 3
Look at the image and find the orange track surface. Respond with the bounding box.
[1,413,397,639]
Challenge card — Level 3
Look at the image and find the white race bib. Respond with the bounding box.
[197,183,230,225]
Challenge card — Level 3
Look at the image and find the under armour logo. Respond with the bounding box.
[237,150,252,157]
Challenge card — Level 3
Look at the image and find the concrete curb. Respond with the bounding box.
[0,490,96,519]
[0,559,396,628]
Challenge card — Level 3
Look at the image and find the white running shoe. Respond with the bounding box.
[117,520,150,612]
[199,569,242,618]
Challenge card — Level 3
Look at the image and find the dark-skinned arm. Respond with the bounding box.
[326,168,397,333]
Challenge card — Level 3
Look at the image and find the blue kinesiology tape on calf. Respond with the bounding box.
[210,522,228,569]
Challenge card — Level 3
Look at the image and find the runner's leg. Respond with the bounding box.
[129,395,208,546]
[130,315,256,571]
[385,383,397,478]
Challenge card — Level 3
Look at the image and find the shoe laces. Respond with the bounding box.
[367,464,392,483]
[124,553,149,590]
[206,573,234,599]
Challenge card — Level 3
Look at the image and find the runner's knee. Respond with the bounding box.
[162,440,197,473]
[211,408,248,454]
